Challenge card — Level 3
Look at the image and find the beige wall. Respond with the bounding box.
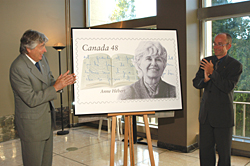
[0,0,68,116]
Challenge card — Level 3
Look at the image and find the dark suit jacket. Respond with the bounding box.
[119,78,176,99]
[193,55,242,127]
[10,54,57,142]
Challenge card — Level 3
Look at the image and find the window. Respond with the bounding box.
[203,0,250,7]
[137,115,158,126]
[199,0,250,139]
[86,0,156,27]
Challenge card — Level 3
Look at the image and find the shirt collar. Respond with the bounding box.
[214,54,227,62]
[143,78,160,97]
[25,54,36,65]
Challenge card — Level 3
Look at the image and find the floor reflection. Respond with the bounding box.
[0,125,250,166]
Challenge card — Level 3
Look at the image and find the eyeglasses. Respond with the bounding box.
[212,42,228,47]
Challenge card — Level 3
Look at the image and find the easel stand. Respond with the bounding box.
[108,111,155,166]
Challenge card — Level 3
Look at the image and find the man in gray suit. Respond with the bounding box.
[193,33,242,166]
[9,30,76,166]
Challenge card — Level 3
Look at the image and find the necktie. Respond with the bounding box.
[215,60,220,70]
[35,62,41,72]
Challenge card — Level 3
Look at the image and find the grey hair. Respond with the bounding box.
[19,29,48,54]
[132,41,167,78]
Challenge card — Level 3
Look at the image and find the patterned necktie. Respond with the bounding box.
[35,62,41,72]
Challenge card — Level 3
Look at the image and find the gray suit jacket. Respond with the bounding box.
[10,54,57,142]
[193,55,242,127]
[119,78,176,99]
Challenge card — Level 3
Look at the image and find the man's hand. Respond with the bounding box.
[53,70,76,92]
[204,69,210,83]
[200,59,214,75]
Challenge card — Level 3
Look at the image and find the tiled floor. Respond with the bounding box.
[0,125,250,166]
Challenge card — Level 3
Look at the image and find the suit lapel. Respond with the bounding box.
[134,79,151,98]
[37,61,49,84]
[21,54,48,85]
[216,55,229,73]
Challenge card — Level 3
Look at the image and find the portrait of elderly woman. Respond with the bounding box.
[118,41,176,100]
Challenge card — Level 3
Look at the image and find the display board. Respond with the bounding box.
[72,28,182,115]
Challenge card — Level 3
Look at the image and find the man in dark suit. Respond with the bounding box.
[9,30,76,166]
[193,33,242,166]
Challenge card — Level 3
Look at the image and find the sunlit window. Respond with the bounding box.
[204,15,250,138]
[87,0,156,27]
[203,0,250,7]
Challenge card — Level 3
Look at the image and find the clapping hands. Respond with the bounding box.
[53,70,76,91]
[200,59,214,82]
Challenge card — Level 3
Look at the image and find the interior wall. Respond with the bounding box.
[157,0,187,148]
[69,0,85,125]
[70,0,85,28]
[186,0,200,146]
[0,0,68,117]
[157,0,200,150]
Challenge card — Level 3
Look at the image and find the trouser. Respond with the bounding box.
[21,129,53,166]
[199,119,233,166]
